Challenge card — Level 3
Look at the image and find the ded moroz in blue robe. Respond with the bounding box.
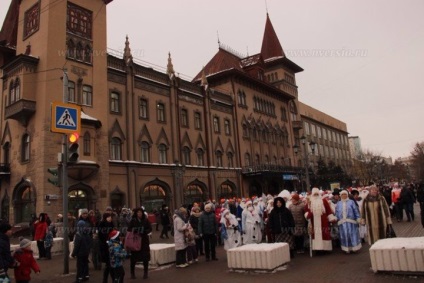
[335,198,362,253]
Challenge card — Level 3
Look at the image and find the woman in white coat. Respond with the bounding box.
[173,207,189,268]
[242,201,262,244]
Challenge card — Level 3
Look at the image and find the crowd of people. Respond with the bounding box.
[0,182,423,282]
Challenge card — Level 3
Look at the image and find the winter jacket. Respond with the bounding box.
[189,212,202,235]
[400,188,415,204]
[417,185,424,202]
[0,233,16,276]
[268,197,295,235]
[128,216,152,262]
[160,210,171,226]
[13,248,40,281]
[34,221,47,241]
[98,220,114,263]
[198,211,217,235]
[108,239,127,268]
[173,214,188,251]
[72,229,92,257]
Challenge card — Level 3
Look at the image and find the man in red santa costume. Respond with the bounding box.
[304,187,337,252]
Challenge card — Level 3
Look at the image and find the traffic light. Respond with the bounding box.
[68,133,79,163]
[47,167,61,187]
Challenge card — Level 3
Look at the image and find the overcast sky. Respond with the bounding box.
[1,0,423,160]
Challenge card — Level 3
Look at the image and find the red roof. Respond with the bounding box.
[192,47,242,81]
[260,13,285,60]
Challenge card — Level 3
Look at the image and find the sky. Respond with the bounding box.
[1,0,424,160]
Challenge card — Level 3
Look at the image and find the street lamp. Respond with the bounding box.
[294,136,316,193]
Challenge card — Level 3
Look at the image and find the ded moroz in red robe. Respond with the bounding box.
[304,192,337,251]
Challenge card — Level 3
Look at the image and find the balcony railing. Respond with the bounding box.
[242,164,303,175]
[5,99,36,126]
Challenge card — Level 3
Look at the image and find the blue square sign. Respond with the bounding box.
[51,102,81,134]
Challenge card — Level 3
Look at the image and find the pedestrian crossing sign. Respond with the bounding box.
[51,102,81,134]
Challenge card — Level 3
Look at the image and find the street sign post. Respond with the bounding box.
[51,102,81,134]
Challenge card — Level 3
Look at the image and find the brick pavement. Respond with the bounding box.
[10,205,424,283]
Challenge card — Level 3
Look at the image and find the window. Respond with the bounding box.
[110,92,120,113]
[68,81,76,103]
[9,78,20,105]
[158,144,167,164]
[83,132,90,156]
[157,103,165,122]
[110,137,122,160]
[311,124,316,136]
[244,153,251,166]
[273,156,277,165]
[304,122,310,135]
[213,117,220,133]
[224,119,231,135]
[139,98,148,119]
[141,142,150,162]
[255,154,260,165]
[82,85,92,106]
[84,45,92,63]
[216,150,223,167]
[181,109,188,127]
[241,124,248,138]
[182,146,191,165]
[196,148,204,166]
[21,134,30,162]
[194,112,201,129]
[76,42,83,61]
[24,2,40,39]
[289,102,297,121]
[67,2,93,39]
[323,128,327,140]
[317,126,322,138]
[227,152,234,167]
[67,39,75,58]
[238,90,247,106]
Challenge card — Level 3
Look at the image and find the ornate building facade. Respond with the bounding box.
[0,0,351,224]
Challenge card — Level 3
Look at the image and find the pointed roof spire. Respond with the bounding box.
[123,35,133,66]
[260,13,285,60]
[200,67,208,87]
[167,52,175,77]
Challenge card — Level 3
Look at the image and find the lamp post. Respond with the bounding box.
[294,136,316,193]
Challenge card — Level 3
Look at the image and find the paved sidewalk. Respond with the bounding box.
[11,208,424,283]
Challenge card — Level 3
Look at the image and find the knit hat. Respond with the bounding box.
[0,222,12,234]
[291,194,300,201]
[109,230,120,240]
[80,208,88,214]
[340,190,349,196]
[106,206,113,211]
[19,237,32,249]
[205,203,213,210]
[57,214,63,218]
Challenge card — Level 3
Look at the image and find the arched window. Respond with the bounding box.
[110,137,122,160]
[9,80,15,105]
[216,150,223,167]
[141,142,150,162]
[289,101,298,121]
[21,134,30,162]
[110,92,120,113]
[196,148,204,166]
[83,132,90,156]
[84,44,92,63]
[76,42,83,60]
[182,146,191,165]
[227,152,234,168]
[3,142,10,165]
[14,78,20,101]
[82,85,92,106]
[68,81,76,103]
[158,143,167,164]
[244,153,251,166]
[67,39,75,58]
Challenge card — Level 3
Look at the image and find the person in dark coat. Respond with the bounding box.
[0,222,18,281]
[160,205,171,239]
[401,185,416,222]
[268,197,295,257]
[416,183,424,228]
[71,219,93,283]
[189,206,204,256]
[98,212,115,283]
[128,207,152,279]
[198,203,218,261]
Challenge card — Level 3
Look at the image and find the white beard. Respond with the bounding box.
[311,196,325,215]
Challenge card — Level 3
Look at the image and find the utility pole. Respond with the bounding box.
[62,68,69,274]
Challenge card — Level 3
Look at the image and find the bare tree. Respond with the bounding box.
[411,142,424,182]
